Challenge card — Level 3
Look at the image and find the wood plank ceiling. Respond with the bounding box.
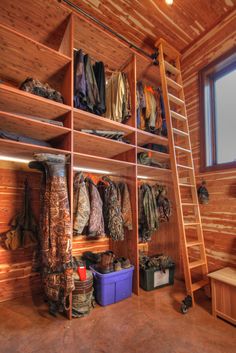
[70,0,236,52]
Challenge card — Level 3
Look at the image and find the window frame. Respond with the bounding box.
[199,47,236,173]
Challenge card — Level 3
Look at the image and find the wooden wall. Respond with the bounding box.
[0,162,42,302]
[181,10,236,273]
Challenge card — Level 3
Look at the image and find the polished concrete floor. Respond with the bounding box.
[0,281,235,353]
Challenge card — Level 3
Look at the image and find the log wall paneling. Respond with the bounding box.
[181,9,236,273]
[0,166,42,302]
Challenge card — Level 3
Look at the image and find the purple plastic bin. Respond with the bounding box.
[90,265,134,306]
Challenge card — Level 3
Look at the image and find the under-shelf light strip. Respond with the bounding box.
[73,166,110,174]
[0,156,110,175]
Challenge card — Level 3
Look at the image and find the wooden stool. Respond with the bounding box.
[208,267,236,325]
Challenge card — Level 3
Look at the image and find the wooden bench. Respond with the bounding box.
[208,267,236,325]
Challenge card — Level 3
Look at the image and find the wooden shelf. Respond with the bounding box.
[0,23,71,87]
[0,139,71,160]
[0,0,71,53]
[137,129,169,146]
[0,111,71,141]
[74,130,135,159]
[137,164,171,180]
[73,236,110,256]
[0,83,71,119]
[74,152,135,174]
[73,108,135,136]
[137,146,170,162]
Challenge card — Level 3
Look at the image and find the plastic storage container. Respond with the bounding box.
[140,264,175,291]
[90,265,134,306]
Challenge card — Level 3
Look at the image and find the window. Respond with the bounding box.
[199,49,236,172]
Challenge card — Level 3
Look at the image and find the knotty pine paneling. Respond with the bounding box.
[0,165,42,302]
[181,10,236,272]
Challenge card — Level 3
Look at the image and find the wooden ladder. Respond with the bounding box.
[156,39,209,304]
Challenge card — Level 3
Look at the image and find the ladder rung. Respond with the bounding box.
[184,222,200,226]
[170,110,186,122]
[177,164,193,170]
[179,183,194,187]
[173,128,188,137]
[186,241,203,247]
[166,77,182,91]
[168,93,185,106]
[175,146,191,153]
[182,203,198,206]
[189,260,206,269]
[192,279,209,292]
[165,61,180,75]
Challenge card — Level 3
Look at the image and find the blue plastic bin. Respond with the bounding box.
[90,265,134,306]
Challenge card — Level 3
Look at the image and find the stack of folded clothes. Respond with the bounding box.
[137,152,170,169]
[20,77,64,103]
[0,130,51,147]
[81,129,130,143]
[139,253,174,273]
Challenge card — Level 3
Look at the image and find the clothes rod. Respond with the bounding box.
[59,0,158,63]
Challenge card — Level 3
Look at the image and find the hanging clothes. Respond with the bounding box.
[102,177,124,241]
[155,185,172,222]
[144,85,157,131]
[136,81,146,129]
[74,49,87,110]
[93,61,106,115]
[138,183,172,243]
[5,179,38,250]
[73,172,91,235]
[29,154,74,316]
[139,184,159,243]
[84,54,100,114]
[105,72,131,123]
[85,177,105,237]
[74,49,106,116]
[122,72,132,123]
[136,82,167,136]
[118,182,133,231]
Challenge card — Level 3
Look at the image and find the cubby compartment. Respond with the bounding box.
[73,130,136,162]
[0,84,72,122]
[0,0,72,55]
[72,157,139,293]
[0,111,71,142]
[73,15,136,129]
[73,108,135,135]
[0,24,72,105]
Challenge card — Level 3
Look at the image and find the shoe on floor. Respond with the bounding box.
[118,257,131,269]
[114,260,122,271]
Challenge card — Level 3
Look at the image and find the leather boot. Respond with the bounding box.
[98,251,115,273]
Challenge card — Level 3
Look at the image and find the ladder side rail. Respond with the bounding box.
[158,43,193,295]
[175,57,209,275]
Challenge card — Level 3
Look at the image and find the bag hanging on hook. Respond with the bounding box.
[197,180,209,204]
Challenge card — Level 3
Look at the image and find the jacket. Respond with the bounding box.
[73,172,90,235]
[86,177,104,236]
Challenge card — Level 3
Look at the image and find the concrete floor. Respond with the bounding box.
[0,281,235,353]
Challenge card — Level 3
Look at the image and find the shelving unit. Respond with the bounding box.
[0,0,178,318]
